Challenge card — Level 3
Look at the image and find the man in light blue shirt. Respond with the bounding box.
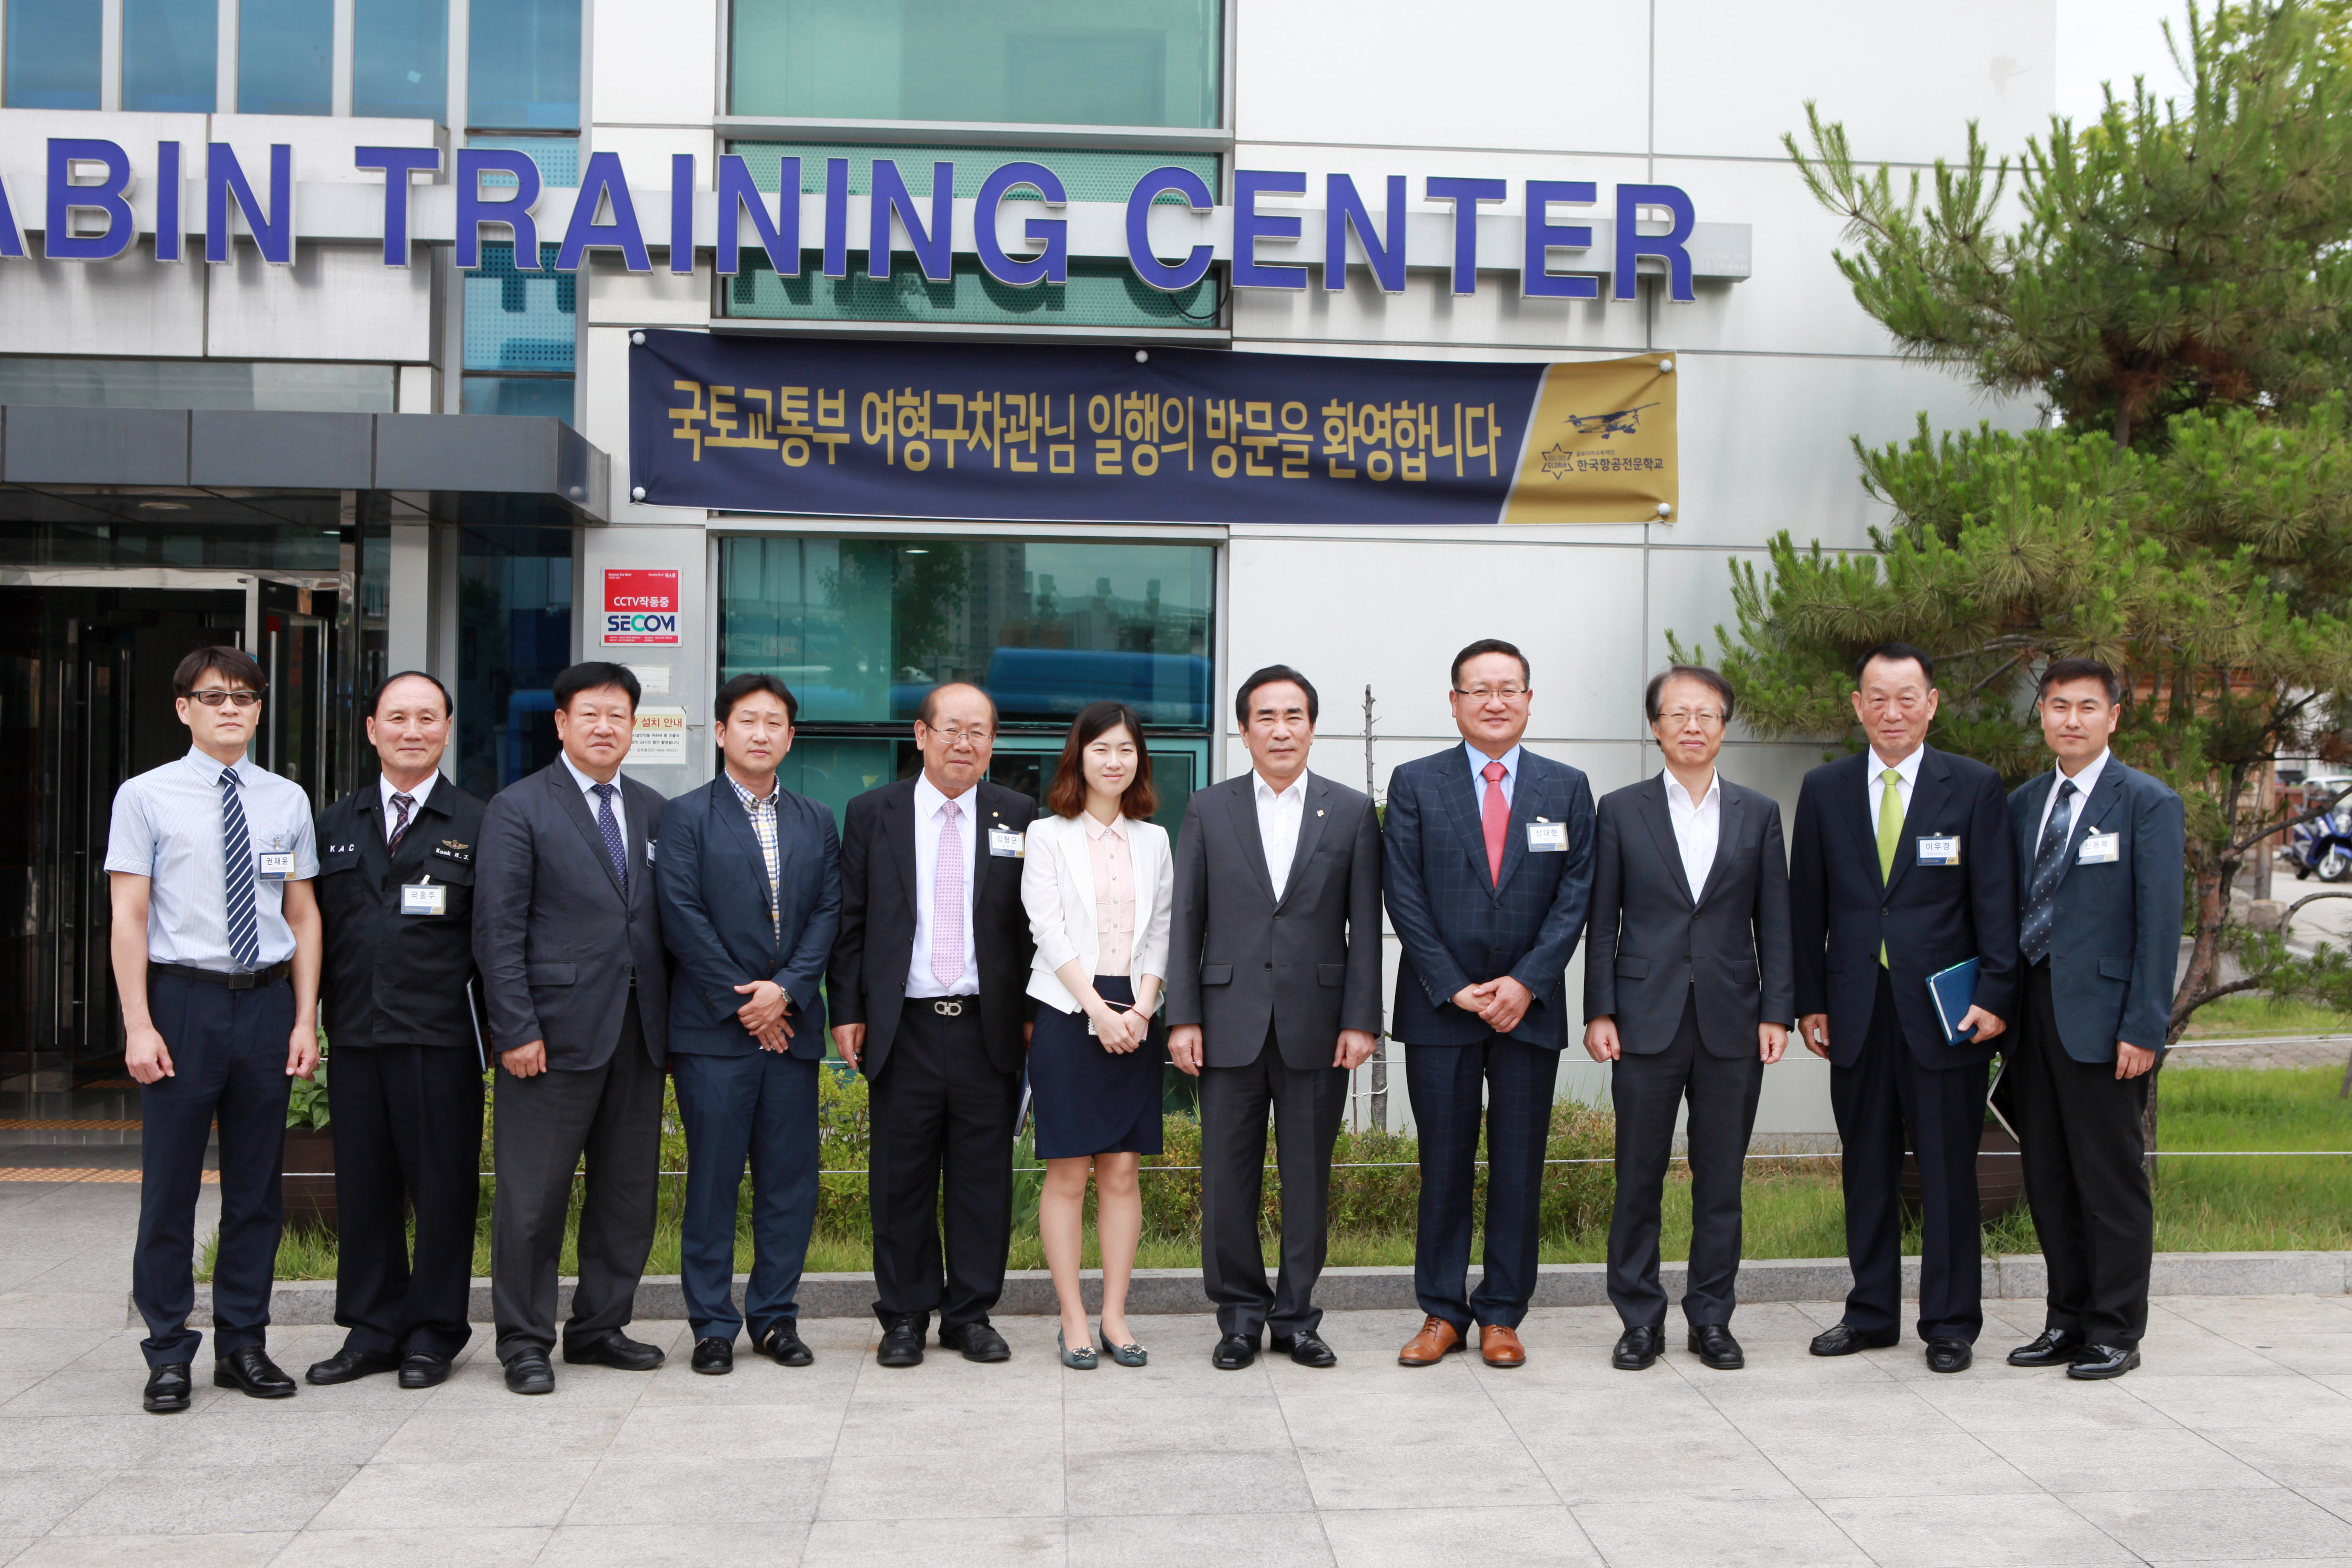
[104,646,321,1414]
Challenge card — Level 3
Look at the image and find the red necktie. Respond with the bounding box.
[1482,760,1508,885]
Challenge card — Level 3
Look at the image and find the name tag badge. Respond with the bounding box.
[988,828,1026,858]
[256,851,294,881]
[1526,820,1569,852]
[401,882,448,917]
[644,841,657,865]
[2078,830,2121,865]
[1916,835,1962,867]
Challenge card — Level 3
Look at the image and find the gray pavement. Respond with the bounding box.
[5,1178,2352,1567]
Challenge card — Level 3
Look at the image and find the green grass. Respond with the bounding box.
[208,1064,2352,1281]
[2178,994,2352,1038]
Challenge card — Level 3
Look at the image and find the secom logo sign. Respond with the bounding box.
[601,568,679,646]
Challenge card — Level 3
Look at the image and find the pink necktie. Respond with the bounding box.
[932,799,965,988]
[1482,760,1508,885]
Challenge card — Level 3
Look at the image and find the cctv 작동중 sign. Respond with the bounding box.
[602,569,679,646]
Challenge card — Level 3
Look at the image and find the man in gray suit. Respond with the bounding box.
[1166,665,1383,1371]
[474,662,671,1396]
[1584,665,1794,1373]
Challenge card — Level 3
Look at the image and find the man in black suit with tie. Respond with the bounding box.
[1790,643,2017,1374]
[2004,658,2182,1380]
[474,661,671,1395]
[1386,639,1595,1370]
[1165,665,1383,1371]
[829,683,1038,1368]
[1584,665,1793,1373]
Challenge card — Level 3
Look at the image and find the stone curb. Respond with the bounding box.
[172,1251,2352,1327]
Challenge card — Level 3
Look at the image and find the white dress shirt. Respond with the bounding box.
[1464,741,1522,809]
[380,771,438,841]
[103,747,319,969]
[560,752,626,857]
[1864,744,1927,829]
[1662,767,1722,901]
[907,771,981,997]
[2034,748,2111,848]
[1253,769,1310,900]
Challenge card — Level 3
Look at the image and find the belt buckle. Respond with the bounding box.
[931,999,965,1017]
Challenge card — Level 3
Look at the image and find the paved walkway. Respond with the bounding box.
[5,1179,2352,1567]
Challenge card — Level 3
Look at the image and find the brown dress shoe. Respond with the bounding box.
[1397,1316,1464,1366]
[1478,1324,1527,1368]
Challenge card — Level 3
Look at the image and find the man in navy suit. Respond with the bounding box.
[1386,639,1596,1369]
[2003,658,2182,1380]
[658,673,841,1376]
[1790,643,2017,1374]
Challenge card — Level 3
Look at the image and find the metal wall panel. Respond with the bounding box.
[205,240,435,362]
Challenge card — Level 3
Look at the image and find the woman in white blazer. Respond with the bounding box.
[1021,700,1175,1370]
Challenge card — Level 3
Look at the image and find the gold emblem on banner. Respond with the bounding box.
[1501,353,1679,525]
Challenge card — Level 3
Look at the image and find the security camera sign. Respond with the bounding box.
[602,569,679,646]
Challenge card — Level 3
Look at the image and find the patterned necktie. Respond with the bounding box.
[1876,767,1903,968]
[1481,760,1509,885]
[591,782,627,891]
[932,799,966,989]
[220,767,261,969]
[387,792,415,853]
[2019,778,2079,964]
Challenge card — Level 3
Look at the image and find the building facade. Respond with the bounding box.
[0,0,2053,1130]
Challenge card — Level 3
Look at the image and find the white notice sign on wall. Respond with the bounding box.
[631,706,688,765]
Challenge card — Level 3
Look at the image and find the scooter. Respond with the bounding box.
[2287,808,2352,882]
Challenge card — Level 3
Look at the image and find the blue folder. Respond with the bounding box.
[1927,958,1981,1045]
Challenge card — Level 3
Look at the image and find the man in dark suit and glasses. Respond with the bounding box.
[829,683,1038,1368]
[1584,665,1794,1372]
[305,672,488,1392]
[2004,658,2182,1380]
[1387,639,1596,1370]
[658,673,841,1375]
[474,661,672,1395]
[1791,643,2017,1374]
[1166,665,1382,1371]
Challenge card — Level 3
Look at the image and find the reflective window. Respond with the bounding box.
[729,0,1220,128]
[455,527,574,796]
[353,0,446,119]
[462,242,575,372]
[468,0,579,128]
[122,0,217,111]
[460,374,574,423]
[0,358,395,413]
[5,0,102,109]
[238,0,332,114]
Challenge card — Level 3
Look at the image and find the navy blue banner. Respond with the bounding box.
[631,332,1674,526]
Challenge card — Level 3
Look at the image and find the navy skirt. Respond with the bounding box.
[1030,975,1165,1159]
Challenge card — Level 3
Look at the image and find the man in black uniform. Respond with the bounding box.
[305,671,489,1390]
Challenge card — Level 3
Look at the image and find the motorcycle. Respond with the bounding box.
[2287,805,2352,882]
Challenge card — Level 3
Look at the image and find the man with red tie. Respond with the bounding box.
[1384,639,1596,1369]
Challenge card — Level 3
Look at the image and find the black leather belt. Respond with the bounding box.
[152,961,290,990]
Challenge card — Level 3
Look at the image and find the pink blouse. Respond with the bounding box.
[1083,813,1138,977]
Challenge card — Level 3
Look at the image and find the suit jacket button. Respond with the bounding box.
[1264,962,1273,970]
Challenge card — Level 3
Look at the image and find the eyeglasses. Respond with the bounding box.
[188,689,263,708]
[1453,686,1529,703]
[928,725,992,746]
[1659,709,1726,729]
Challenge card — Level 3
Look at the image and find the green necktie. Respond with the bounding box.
[1877,767,1903,967]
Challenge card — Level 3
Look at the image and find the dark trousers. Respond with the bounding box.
[329,1043,483,1359]
[867,1002,1020,1333]
[134,971,295,1368]
[1831,968,1989,1343]
[490,995,663,1361]
[1198,1027,1348,1341]
[672,1048,820,1344]
[1607,991,1765,1331]
[1406,1032,1561,1331]
[2014,961,2153,1348]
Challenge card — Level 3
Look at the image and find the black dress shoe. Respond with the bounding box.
[1272,1331,1337,1368]
[563,1332,665,1371]
[143,1362,192,1414]
[213,1346,297,1399]
[2067,1344,2141,1380]
[504,1349,555,1395]
[1809,1323,1900,1357]
[1211,1333,1259,1370]
[1687,1324,1746,1370]
[876,1315,925,1368]
[398,1353,451,1390]
[1612,1325,1662,1370]
[1925,1337,1975,1374]
[940,1322,1010,1363]
[758,1324,814,1368]
[2007,1328,2084,1368]
[691,1337,734,1375]
[306,1347,398,1386]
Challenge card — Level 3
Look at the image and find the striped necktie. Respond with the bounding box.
[220,767,262,969]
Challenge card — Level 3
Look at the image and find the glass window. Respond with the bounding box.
[455,526,573,796]
[5,0,102,109]
[462,241,575,372]
[460,374,574,423]
[729,0,1220,129]
[238,0,332,114]
[468,0,579,129]
[0,358,395,412]
[122,0,217,111]
[352,0,446,119]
